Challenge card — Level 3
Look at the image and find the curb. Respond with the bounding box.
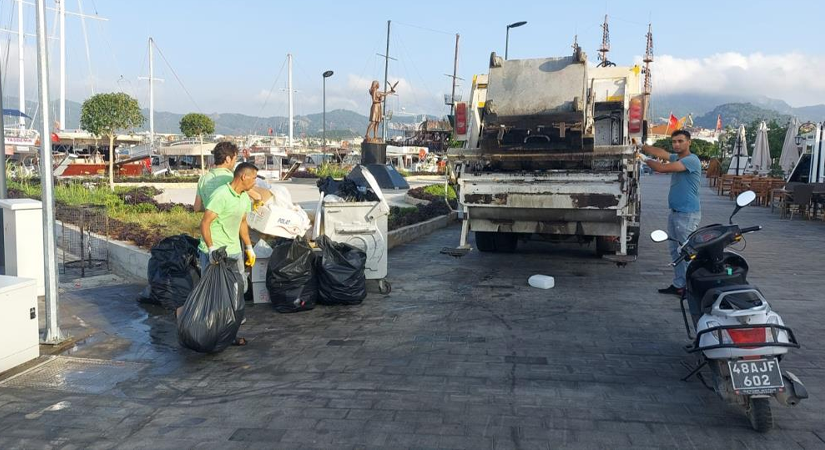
[117,182,198,189]
[403,193,431,206]
[387,211,458,250]
[89,210,458,283]
[290,178,320,185]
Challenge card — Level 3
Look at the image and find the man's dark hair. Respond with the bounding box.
[671,129,691,140]
[212,141,238,165]
[233,162,258,178]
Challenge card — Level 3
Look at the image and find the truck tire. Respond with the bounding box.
[595,236,618,257]
[494,233,518,252]
[475,231,497,252]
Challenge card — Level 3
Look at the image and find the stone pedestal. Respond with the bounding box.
[361,141,387,165]
[355,141,409,190]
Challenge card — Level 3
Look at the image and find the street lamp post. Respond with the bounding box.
[505,21,527,60]
[322,70,334,151]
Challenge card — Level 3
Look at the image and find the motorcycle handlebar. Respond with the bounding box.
[670,254,686,267]
[739,225,762,234]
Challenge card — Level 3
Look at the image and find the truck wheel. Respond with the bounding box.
[595,236,614,257]
[475,231,497,252]
[494,233,518,252]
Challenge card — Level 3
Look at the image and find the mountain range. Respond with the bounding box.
[651,94,825,127]
[4,97,426,137]
[5,93,824,135]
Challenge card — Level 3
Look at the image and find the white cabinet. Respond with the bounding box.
[0,276,39,374]
[0,199,45,296]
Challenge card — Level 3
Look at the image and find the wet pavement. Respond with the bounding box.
[1,174,824,449]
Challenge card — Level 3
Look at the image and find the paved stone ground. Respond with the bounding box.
[1,174,824,450]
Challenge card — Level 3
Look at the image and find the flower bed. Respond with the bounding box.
[8,180,460,249]
[9,179,197,249]
[388,184,457,231]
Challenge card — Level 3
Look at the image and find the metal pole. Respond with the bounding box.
[148,38,154,149]
[381,20,390,142]
[505,27,509,60]
[0,62,7,198]
[35,0,63,343]
[322,76,326,151]
[17,0,25,129]
[58,0,65,130]
[450,33,459,116]
[0,66,5,269]
[288,53,293,148]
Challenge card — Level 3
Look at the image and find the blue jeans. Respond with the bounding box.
[667,210,701,288]
[199,250,248,295]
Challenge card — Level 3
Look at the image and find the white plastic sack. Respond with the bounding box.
[269,184,293,208]
[247,203,311,239]
[252,239,273,259]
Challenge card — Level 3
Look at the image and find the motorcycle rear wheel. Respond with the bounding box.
[747,397,773,432]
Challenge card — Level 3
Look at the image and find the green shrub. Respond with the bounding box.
[312,162,350,179]
[422,184,457,200]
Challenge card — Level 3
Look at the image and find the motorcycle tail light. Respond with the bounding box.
[727,328,768,347]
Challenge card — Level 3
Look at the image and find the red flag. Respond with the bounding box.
[715,114,722,132]
[666,113,679,133]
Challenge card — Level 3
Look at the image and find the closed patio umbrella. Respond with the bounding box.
[778,117,800,176]
[751,121,771,175]
[727,124,750,175]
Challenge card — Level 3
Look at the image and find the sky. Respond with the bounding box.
[1,0,825,120]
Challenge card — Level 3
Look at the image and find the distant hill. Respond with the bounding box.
[652,94,824,124]
[693,103,792,129]
[6,93,821,136]
[3,97,433,137]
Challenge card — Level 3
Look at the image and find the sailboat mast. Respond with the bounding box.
[381,20,390,141]
[17,0,25,128]
[59,0,66,130]
[149,37,154,148]
[288,53,293,148]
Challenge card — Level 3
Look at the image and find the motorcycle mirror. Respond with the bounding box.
[650,230,669,243]
[730,190,757,223]
[736,190,756,208]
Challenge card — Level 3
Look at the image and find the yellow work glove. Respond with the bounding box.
[245,245,256,267]
[252,200,263,212]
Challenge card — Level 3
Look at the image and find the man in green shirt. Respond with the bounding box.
[199,162,259,294]
[194,142,238,212]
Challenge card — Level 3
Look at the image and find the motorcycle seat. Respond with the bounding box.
[700,284,764,313]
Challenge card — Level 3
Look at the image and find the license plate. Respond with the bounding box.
[728,358,784,394]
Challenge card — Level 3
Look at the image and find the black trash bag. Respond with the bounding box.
[316,176,379,202]
[147,235,201,309]
[316,235,367,305]
[266,238,317,313]
[177,248,245,353]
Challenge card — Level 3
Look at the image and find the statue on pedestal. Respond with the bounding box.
[365,80,398,142]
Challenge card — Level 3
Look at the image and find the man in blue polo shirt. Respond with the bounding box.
[642,129,702,297]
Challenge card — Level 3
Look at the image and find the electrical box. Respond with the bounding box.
[0,276,39,374]
[0,199,45,296]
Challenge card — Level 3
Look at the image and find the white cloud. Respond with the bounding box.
[641,52,825,107]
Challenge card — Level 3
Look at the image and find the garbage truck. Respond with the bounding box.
[446,46,645,263]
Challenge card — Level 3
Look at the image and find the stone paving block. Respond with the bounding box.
[2,175,824,448]
[227,427,286,442]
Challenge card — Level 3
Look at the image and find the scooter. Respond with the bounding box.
[650,190,808,432]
